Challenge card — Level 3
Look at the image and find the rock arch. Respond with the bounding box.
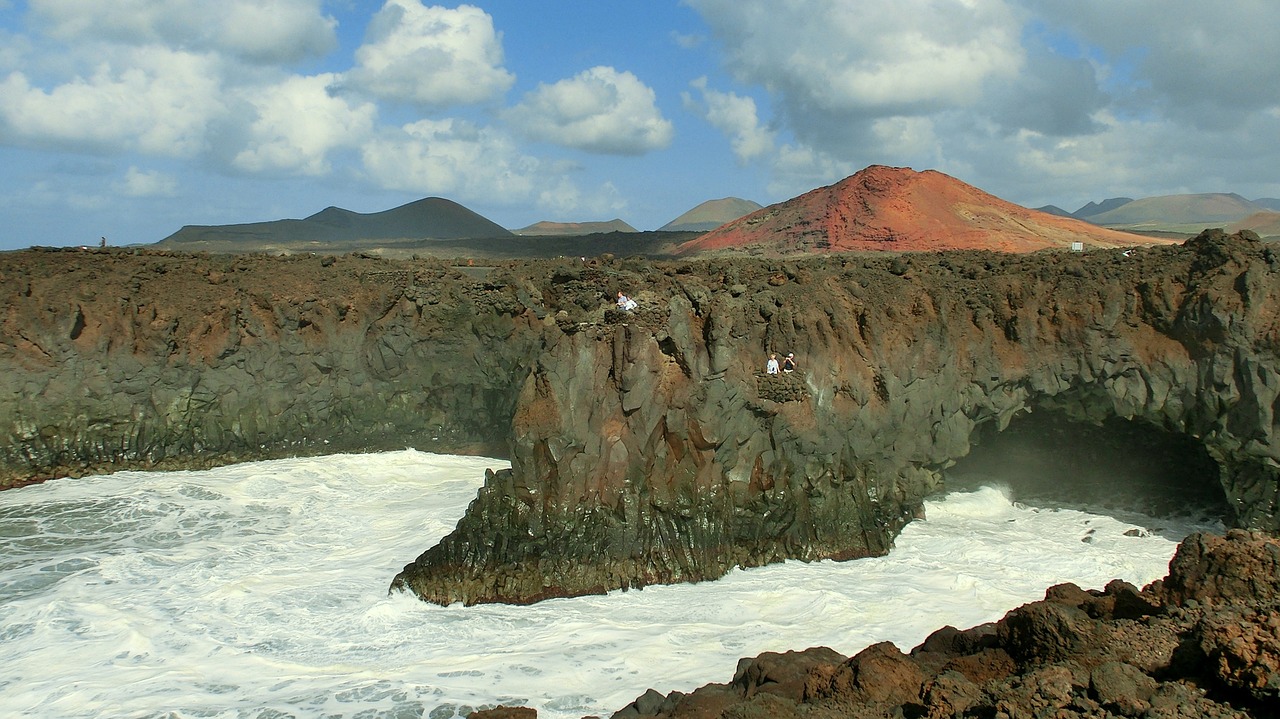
[393,230,1280,605]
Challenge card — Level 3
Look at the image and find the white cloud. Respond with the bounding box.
[688,0,1023,119]
[113,165,177,197]
[536,179,626,219]
[767,144,857,198]
[869,116,939,159]
[684,77,773,162]
[29,0,337,63]
[0,47,224,156]
[232,73,377,175]
[361,118,543,199]
[682,0,1030,189]
[1022,1,1280,123]
[343,1,513,108]
[506,66,674,155]
[360,119,629,220]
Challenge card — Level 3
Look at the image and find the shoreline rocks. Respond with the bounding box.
[609,530,1280,719]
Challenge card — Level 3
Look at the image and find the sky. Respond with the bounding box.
[1,0,1278,250]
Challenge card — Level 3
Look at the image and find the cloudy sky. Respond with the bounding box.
[1,0,1277,250]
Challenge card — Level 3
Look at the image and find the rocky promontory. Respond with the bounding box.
[392,228,1280,606]
[3,230,1279,610]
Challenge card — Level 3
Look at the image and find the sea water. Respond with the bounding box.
[0,450,1220,719]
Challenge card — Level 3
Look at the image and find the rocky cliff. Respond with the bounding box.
[392,229,1280,605]
[0,249,541,484]
[3,230,1279,609]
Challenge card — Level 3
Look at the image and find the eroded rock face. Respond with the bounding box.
[0,250,540,484]
[394,229,1280,605]
[612,530,1280,719]
[3,231,1280,609]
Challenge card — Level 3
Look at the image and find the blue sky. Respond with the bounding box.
[1,0,1278,250]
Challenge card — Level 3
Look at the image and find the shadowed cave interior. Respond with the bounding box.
[943,407,1232,524]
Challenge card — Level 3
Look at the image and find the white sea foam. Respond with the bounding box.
[0,451,1219,718]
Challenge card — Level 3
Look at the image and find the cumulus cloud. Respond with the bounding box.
[360,118,626,219]
[29,0,337,63]
[968,38,1107,139]
[768,144,857,198]
[505,66,674,155]
[361,118,544,200]
[536,178,626,220]
[113,165,177,197]
[1023,0,1280,125]
[343,1,513,108]
[683,77,774,162]
[687,0,1023,128]
[0,47,224,156]
[681,0,1051,196]
[232,73,377,176]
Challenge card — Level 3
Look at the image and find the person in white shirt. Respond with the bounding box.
[766,353,780,374]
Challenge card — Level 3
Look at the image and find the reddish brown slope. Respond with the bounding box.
[678,165,1172,254]
[1229,210,1280,238]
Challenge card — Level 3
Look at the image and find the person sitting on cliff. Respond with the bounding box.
[616,291,638,312]
[766,353,780,375]
[781,353,796,373]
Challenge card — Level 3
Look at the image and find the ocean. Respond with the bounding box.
[0,450,1220,719]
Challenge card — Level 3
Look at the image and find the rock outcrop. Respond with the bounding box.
[0,250,541,484]
[611,529,1280,719]
[392,229,1280,605]
[3,230,1279,609]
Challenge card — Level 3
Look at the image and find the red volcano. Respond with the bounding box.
[677,166,1171,254]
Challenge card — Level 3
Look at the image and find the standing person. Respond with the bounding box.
[782,353,796,373]
[766,353,780,375]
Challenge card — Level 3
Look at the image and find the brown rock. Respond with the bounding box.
[845,641,926,706]
[732,646,847,702]
[1163,530,1280,607]
[1090,661,1158,716]
[997,600,1099,664]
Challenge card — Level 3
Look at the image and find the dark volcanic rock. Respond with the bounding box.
[3,230,1280,611]
[613,531,1280,719]
[393,229,1280,606]
[0,249,539,483]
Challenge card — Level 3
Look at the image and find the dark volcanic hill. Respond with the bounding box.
[1073,197,1134,218]
[1033,204,1073,217]
[659,197,763,232]
[678,166,1164,255]
[158,197,512,251]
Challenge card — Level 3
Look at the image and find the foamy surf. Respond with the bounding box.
[0,451,1219,718]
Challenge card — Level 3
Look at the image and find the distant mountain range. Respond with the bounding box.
[679,165,1165,255]
[157,195,761,252]
[1037,193,1280,237]
[156,168,1276,257]
[659,197,764,232]
[159,197,512,251]
[512,219,637,236]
